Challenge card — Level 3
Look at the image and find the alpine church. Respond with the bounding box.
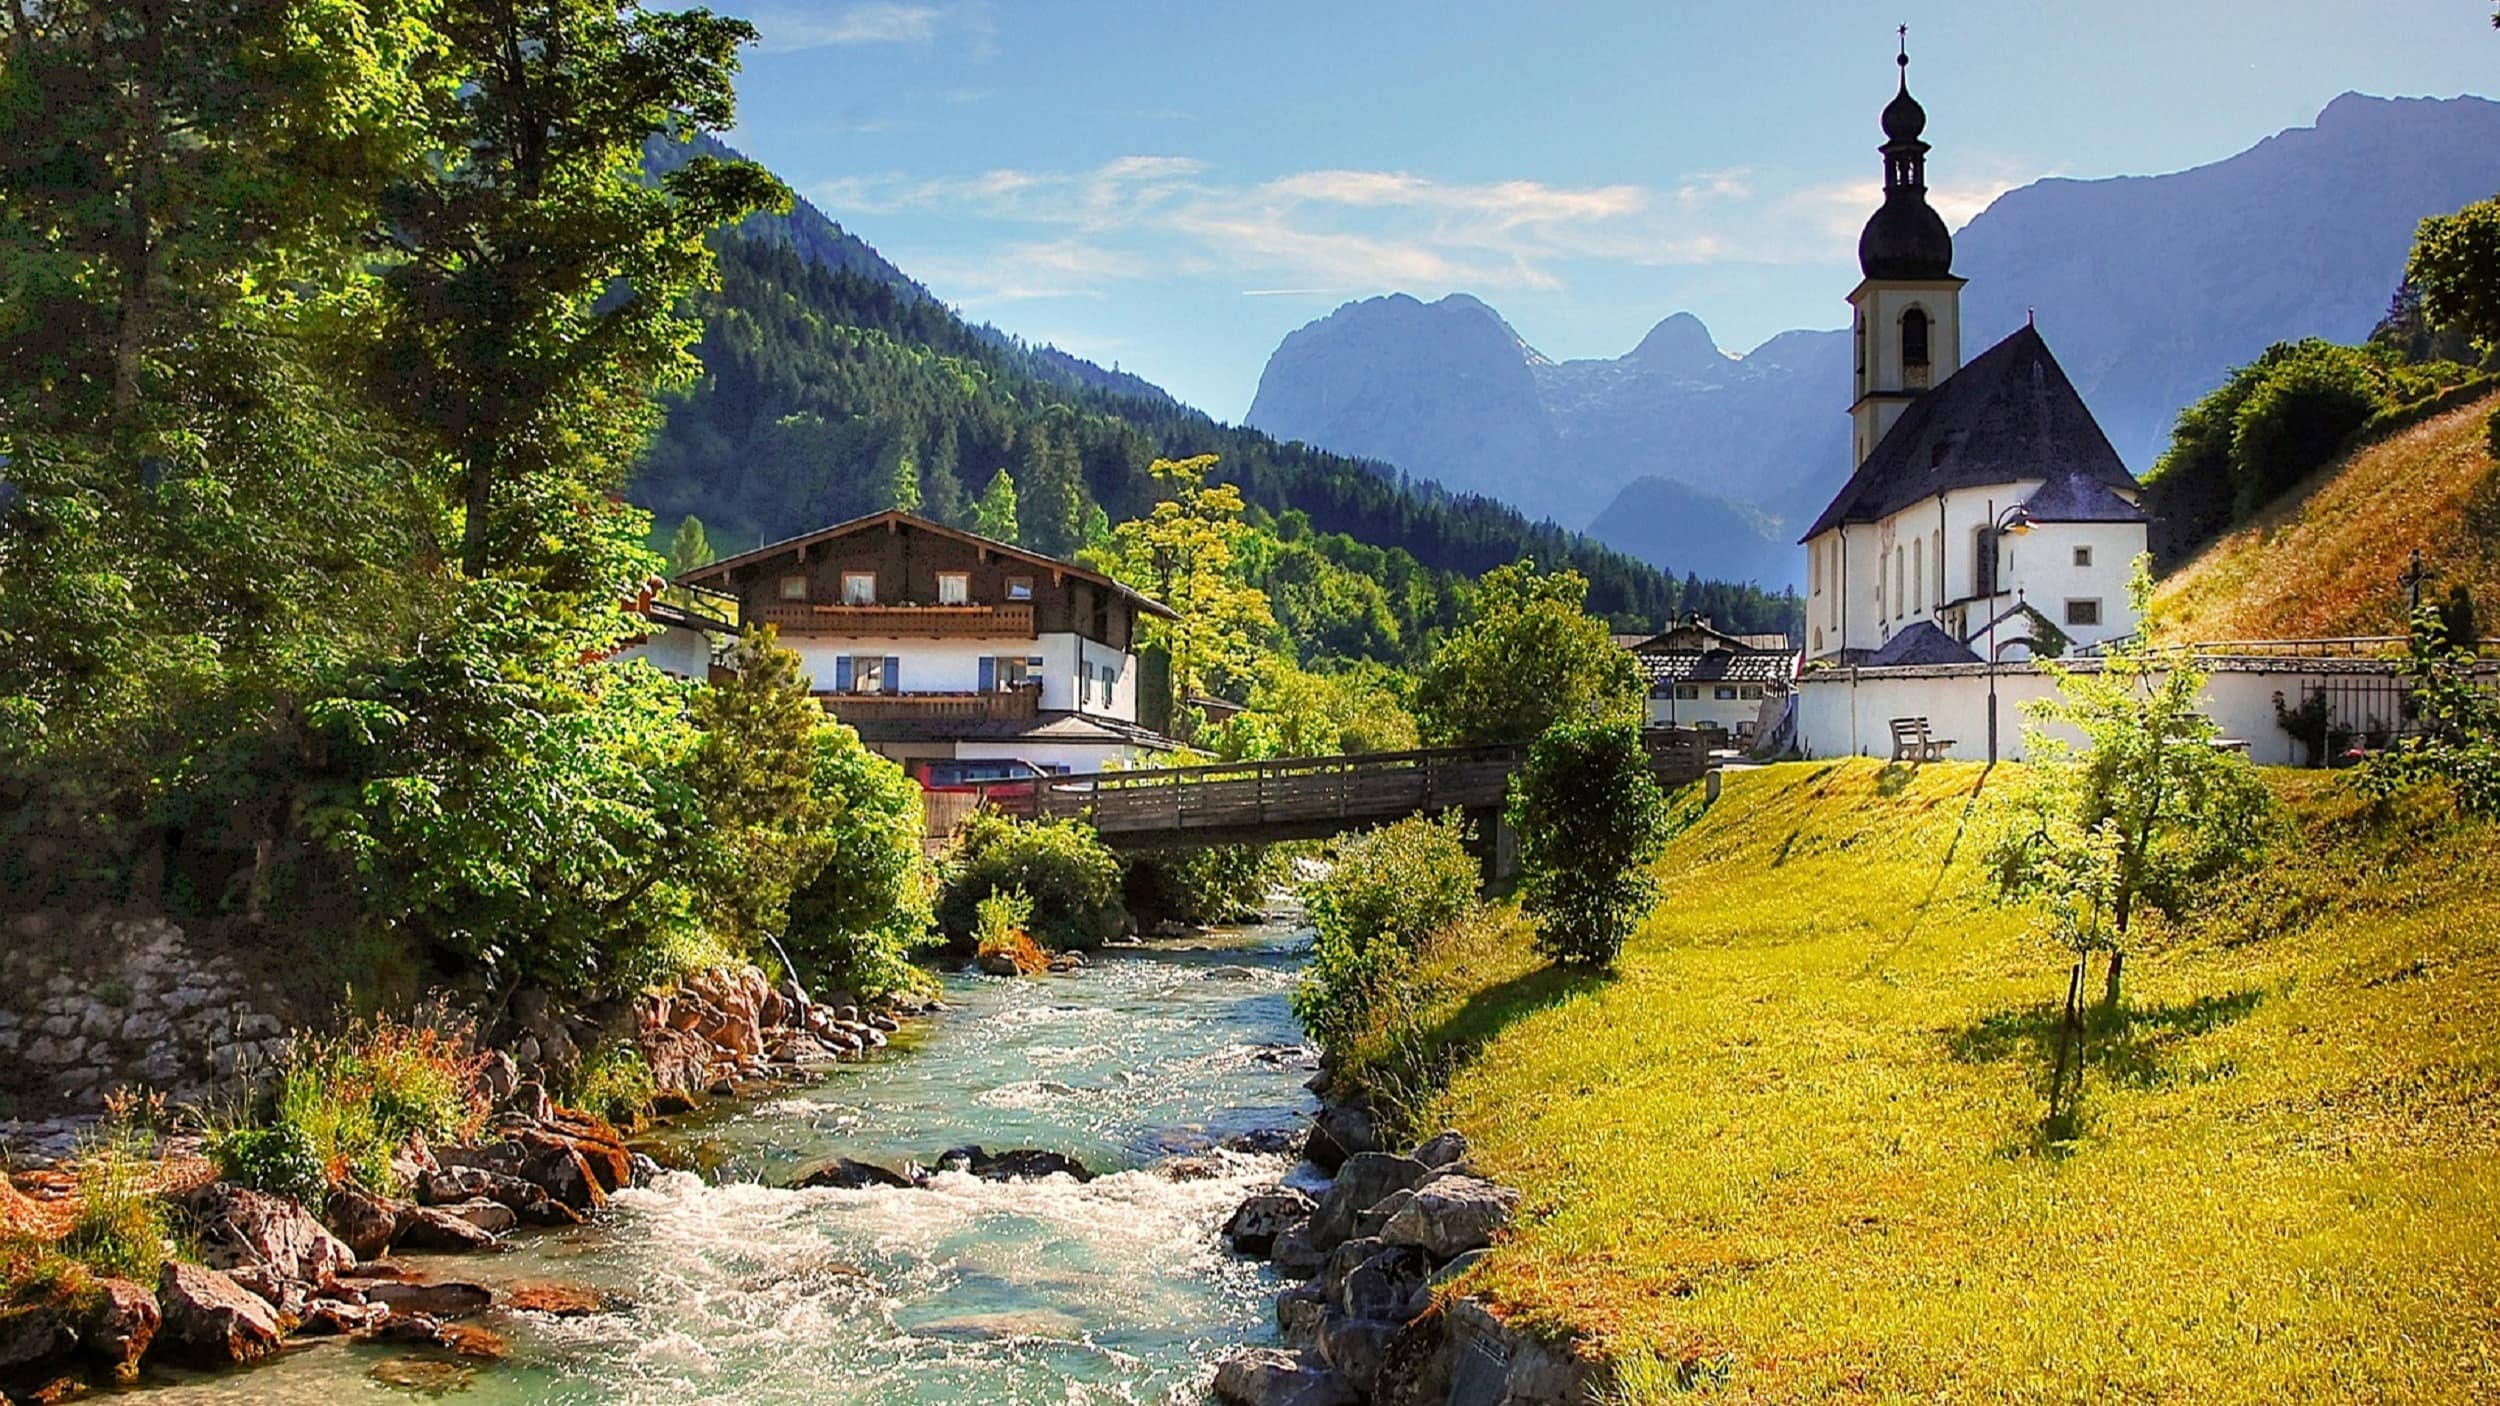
[1800,42,2148,664]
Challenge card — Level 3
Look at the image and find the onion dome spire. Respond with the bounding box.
[1858,27,1954,280]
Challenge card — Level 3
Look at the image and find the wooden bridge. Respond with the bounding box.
[1031,732,1713,849]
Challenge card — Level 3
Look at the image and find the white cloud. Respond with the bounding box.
[752,3,942,51]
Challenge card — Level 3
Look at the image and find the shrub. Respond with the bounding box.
[2227,350,2381,515]
[1292,812,1481,1054]
[1122,845,1282,927]
[782,720,938,1000]
[936,811,1123,948]
[567,1042,656,1128]
[61,1114,169,1282]
[265,1016,487,1195]
[208,1124,328,1205]
[972,889,1050,975]
[1508,721,1672,969]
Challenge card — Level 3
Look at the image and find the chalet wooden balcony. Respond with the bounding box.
[756,602,1037,638]
[814,685,1041,722]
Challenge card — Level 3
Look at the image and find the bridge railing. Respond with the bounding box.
[1035,745,1527,834]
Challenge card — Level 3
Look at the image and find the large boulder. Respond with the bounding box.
[394,1204,503,1251]
[325,1186,409,1260]
[1308,1152,1428,1250]
[1379,1175,1519,1260]
[1316,1310,1401,1397]
[1269,1224,1329,1279]
[1301,1104,1378,1175]
[933,1147,1093,1183]
[1222,1187,1318,1257]
[1210,1346,1359,1406]
[1337,1244,1430,1324]
[359,1279,494,1320]
[79,1278,160,1383]
[792,1158,922,1191]
[0,1302,80,1376]
[154,1262,283,1365]
[188,1182,356,1286]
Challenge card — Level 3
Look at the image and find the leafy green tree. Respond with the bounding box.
[1508,721,1671,969]
[365,0,788,579]
[1290,811,1480,1055]
[785,723,936,998]
[1414,561,1645,746]
[875,435,922,514]
[935,812,1123,949]
[1205,658,1419,760]
[2407,197,2500,356]
[1094,456,1278,723]
[1989,562,2277,1117]
[2363,602,2500,816]
[971,467,1020,542]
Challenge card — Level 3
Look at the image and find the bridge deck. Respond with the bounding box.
[1033,734,1710,848]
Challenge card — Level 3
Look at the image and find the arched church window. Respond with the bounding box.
[1901,307,1931,372]
[1854,311,1866,378]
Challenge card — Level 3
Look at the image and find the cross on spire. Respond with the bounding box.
[1898,23,1910,71]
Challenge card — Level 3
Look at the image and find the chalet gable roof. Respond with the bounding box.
[1801,324,2139,540]
[675,510,1177,620]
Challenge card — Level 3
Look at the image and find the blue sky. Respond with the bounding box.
[716,1,2498,420]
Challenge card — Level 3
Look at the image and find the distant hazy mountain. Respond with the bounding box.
[1242,92,2500,590]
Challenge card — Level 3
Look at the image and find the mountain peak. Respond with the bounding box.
[1625,312,1725,374]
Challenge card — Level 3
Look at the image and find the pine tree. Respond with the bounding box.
[876,435,922,514]
[972,468,1020,543]
[1021,424,1086,557]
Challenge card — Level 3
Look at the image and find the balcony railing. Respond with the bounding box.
[756,602,1036,638]
[814,685,1041,722]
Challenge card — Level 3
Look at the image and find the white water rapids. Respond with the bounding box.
[139,924,1318,1404]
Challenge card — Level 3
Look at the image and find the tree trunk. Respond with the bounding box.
[459,441,497,578]
[2102,949,2126,1011]
[2048,956,2086,1123]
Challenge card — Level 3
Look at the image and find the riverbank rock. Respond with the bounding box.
[1211,1346,1359,1406]
[1410,1130,1468,1169]
[325,1186,406,1260]
[187,1183,357,1285]
[793,1157,923,1191]
[1223,1187,1317,1257]
[360,1279,494,1320]
[395,1203,504,1250]
[1302,1104,1378,1175]
[1308,1153,1428,1250]
[155,1263,283,1366]
[78,1278,160,1383]
[1379,1176,1518,1260]
[933,1146,1093,1182]
[502,1282,618,1318]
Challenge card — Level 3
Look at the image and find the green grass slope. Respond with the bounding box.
[2154,390,2499,642]
[1435,760,2499,1405]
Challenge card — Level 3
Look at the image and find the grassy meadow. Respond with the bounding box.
[1427,760,2499,1405]
[2155,389,2500,641]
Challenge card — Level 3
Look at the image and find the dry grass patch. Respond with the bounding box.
[2156,389,2500,641]
[1434,760,2500,1405]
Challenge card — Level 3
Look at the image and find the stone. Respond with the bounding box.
[1316,1309,1401,1396]
[222,1264,313,1319]
[1379,1175,1520,1260]
[1269,1224,1329,1279]
[1210,1346,1359,1406]
[1410,1130,1469,1168]
[1302,1104,1378,1175]
[1354,1188,1415,1240]
[296,1299,387,1336]
[154,1262,283,1366]
[1276,1283,1327,1347]
[188,1182,357,1284]
[792,1157,922,1191]
[933,1147,1093,1183]
[1221,1127,1304,1156]
[78,1277,159,1382]
[359,1279,494,1320]
[395,1203,504,1250]
[326,1186,410,1261]
[0,1303,79,1374]
[502,1282,616,1317]
[505,1079,552,1123]
[116,1009,172,1044]
[1222,1187,1318,1257]
[1338,1244,1430,1323]
[1308,1152,1429,1250]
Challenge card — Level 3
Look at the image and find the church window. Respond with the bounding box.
[1901,307,1931,388]
[2065,599,2102,628]
[1812,626,1824,653]
[1912,549,1923,615]
[1854,311,1866,379]
[1894,548,1906,619]
[2073,545,2093,568]
[1933,530,1944,600]
[1974,526,2000,598]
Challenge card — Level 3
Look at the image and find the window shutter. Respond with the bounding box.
[833,656,853,692]
[978,657,996,692]
[884,656,901,695]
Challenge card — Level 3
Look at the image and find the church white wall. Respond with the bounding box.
[1994,520,2147,650]
[1794,659,2416,765]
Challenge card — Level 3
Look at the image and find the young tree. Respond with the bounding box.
[1018,422,1087,557]
[364,0,789,580]
[667,515,714,578]
[874,435,922,514]
[2407,197,2500,354]
[1414,561,1646,746]
[2363,601,2500,816]
[1990,561,2276,1116]
[1508,721,1672,969]
[971,468,1021,543]
[1092,455,1277,721]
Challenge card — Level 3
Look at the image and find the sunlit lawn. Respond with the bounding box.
[1433,760,2500,1405]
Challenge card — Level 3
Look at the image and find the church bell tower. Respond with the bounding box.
[1848,33,1964,467]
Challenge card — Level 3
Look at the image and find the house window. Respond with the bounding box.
[981,655,1041,691]
[778,574,808,601]
[2073,546,2093,569]
[1740,685,1764,700]
[833,655,899,694]
[842,572,877,605]
[1675,685,1700,701]
[1714,686,1739,701]
[2065,599,2102,628]
[1005,575,1034,602]
[937,571,969,605]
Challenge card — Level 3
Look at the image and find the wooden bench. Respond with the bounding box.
[1889,716,1955,763]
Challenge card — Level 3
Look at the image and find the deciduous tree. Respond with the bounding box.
[1414,561,1645,746]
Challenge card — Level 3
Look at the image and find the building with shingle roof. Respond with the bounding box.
[1800,44,2147,665]
[1629,615,1799,737]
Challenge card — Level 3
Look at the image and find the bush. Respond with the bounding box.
[264,1016,487,1195]
[1509,721,1672,969]
[1292,812,1481,1054]
[2227,351,2381,515]
[936,811,1123,948]
[61,1113,169,1282]
[972,889,1050,975]
[782,721,938,999]
[567,1042,656,1128]
[208,1124,328,1204]
[1122,845,1282,927]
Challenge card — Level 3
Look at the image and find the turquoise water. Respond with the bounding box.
[142,926,1315,1405]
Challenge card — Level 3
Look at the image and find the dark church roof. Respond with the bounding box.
[2021,469,2148,524]
[1801,324,2139,540]
[1865,621,1981,667]
[1859,51,1953,281]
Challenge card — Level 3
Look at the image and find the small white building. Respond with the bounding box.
[1800,47,2148,667]
[1631,616,1799,740]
